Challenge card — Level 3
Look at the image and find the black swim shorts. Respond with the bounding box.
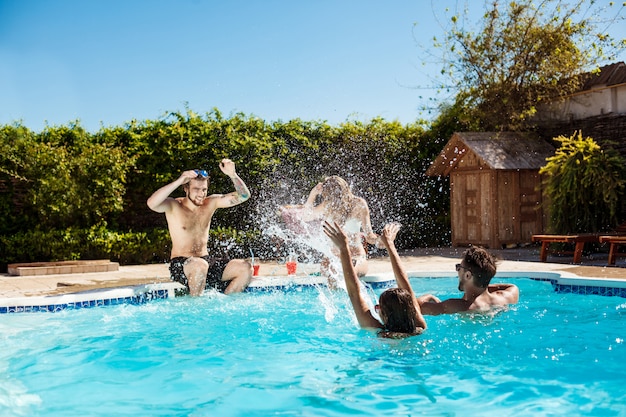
[169,255,230,294]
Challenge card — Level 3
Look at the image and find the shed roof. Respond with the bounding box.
[426,132,555,176]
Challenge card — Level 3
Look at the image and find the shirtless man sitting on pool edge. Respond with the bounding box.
[147,159,252,296]
[417,246,519,315]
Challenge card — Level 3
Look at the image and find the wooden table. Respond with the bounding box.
[599,235,626,266]
[531,234,601,263]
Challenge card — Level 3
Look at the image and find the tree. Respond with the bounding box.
[425,0,625,131]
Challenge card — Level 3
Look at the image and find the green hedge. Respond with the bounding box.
[1,109,450,269]
[0,226,169,267]
[0,225,271,271]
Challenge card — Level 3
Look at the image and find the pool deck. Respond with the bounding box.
[1,246,625,299]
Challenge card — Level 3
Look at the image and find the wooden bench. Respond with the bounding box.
[531,234,601,263]
[599,236,626,266]
[7,260,119,276]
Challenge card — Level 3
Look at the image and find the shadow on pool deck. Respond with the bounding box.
[1,245,624,299]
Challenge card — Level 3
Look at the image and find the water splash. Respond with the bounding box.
[315,285,339,322]
[249,168,390,326]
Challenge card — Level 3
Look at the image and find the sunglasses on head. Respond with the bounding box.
[194,169,208,178]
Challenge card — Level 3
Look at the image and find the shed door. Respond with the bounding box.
[496,170,544,246]
[451,171,491,246]
[519,171,544,241]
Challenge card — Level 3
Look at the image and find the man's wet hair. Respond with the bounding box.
[462,246,497,288]
[182,173,209,191]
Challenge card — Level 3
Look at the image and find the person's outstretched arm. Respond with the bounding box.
[323,221,383,330]
[213,159,251,208]
[379,223,427,330]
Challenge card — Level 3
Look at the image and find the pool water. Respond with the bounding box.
[1,277,625,416]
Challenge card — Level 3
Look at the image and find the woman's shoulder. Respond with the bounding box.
[349,195,369,208]
[349,197,370,216]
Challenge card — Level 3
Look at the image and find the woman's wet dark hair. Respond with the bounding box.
[378,288,420,337]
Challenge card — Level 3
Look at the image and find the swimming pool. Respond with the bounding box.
[0,276,624,416]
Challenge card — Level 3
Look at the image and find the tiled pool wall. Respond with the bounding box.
[553,283,626,297]
[528,275,626,298]
[0,288,171,314]
[0,272,625,313]
[0,283,180,314]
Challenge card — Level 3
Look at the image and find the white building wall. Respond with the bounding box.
[615,84,626,114]
[534,84,626,122]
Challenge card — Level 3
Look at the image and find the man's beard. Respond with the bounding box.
[187,195,203,206]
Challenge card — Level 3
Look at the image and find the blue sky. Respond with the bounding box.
[1,0,624,132]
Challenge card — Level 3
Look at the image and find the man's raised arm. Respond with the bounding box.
[147,171,195,213]
[215,159,251,208]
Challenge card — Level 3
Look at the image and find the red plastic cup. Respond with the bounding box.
[253,264,260,276]
[286,261,297,275]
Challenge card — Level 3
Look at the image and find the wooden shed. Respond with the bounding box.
[426,132,555,248]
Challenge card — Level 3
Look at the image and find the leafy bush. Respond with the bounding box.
[0,226,260,272]
[0,123,136,233]
[540,131,626,233]
[1,110,450,267]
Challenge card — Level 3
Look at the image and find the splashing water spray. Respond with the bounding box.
[252,172,381,323]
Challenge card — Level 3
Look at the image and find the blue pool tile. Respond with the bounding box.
[553,283,626,298]
[0,287,175,314]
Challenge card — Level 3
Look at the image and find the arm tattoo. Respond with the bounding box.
[230,176,250,204]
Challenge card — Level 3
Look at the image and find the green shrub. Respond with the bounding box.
[1,110,451,268]
[540,131,626,233]
[0,225,266,272]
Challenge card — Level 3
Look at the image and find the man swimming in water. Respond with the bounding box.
[417,246,519,314]
[147,159,252,296]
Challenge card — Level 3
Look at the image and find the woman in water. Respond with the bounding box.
[324,221,426,338]
[282,176,380,279]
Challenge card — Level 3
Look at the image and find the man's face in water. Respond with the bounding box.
[185,178,208,206]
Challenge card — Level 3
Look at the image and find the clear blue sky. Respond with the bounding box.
[1,0,624,132]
